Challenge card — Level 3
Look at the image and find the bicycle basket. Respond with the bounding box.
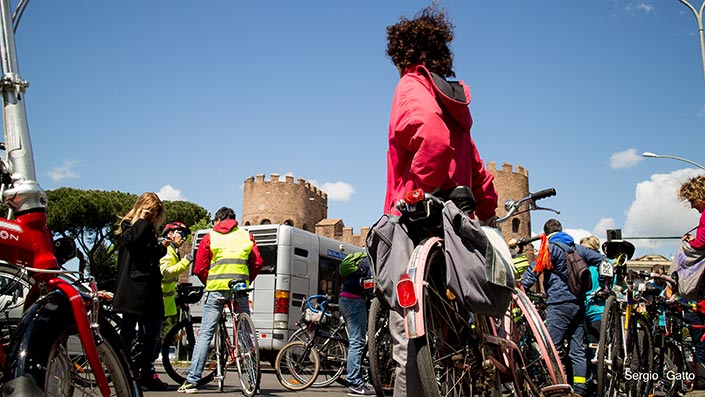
[303,307,328,324]
[175,284,204,305]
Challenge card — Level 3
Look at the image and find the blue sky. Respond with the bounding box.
[7,1,705,258]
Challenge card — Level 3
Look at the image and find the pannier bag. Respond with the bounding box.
[365,214,414,312]
[441,201,515,317]
[669,240,705,300]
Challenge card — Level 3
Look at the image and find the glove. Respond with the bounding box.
[184,254,193,263]
[479,215,498,228]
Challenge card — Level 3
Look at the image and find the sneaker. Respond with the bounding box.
[177,382,198,394]
[138,374,168,391]
[348,383,375,396]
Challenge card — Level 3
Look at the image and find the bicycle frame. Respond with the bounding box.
[0,0,109,395]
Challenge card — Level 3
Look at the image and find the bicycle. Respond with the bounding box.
[394,186,571,396]
[275,294,349,391]
[160,283,213,386]
[596,239,654,397]
[0,0,138,395]
[366,295,395,396]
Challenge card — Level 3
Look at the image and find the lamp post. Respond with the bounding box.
[675,0,705,84]
[642,151,705,171]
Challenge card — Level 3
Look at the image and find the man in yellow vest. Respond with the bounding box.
[178,207,263,394]
[159,221,193,317]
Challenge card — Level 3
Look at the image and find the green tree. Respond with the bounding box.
[45,188,210,291]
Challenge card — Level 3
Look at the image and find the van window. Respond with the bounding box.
[317,257,341,302]
[257,245,277,274]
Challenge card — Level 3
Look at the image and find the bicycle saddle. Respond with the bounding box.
[601,240,635,261]
[439,186,476,214]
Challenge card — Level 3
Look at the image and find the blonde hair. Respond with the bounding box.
[678,175,705,204]
[580,235,600,252]
[117,192,165,234]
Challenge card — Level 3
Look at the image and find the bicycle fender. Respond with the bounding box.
[403,237,442,339]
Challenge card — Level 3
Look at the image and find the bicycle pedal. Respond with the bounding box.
[540,384,573,397]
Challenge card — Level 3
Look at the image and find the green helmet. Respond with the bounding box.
[339,251,368,277]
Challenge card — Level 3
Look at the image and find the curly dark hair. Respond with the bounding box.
[386,6,455,78]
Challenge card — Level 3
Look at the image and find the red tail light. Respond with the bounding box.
[403,189,425,204]
[361,278,375,290]
[396,274,416,308]
[274,290,290,314]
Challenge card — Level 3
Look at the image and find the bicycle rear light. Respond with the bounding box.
[274,290,289,314]
[396,274,416,308]
[403,189,425,204]
[361,278,375,290]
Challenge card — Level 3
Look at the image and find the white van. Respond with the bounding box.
[189,224,364,364]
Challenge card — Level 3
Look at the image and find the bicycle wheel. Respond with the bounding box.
[235,312,261,396]
[161,319,217,386]
[215,320,229,392]
[274,340,320,391]
[415,243,476,396]
[597,296,624,397]
[288,323,346,387]
[512,290,567,394]
[626,314,653,397]
[367,297,394,396]
[652,339,685,397]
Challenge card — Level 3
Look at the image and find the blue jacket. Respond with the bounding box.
[522,231,604,305]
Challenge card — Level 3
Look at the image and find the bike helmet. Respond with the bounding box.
[162,221,190,237]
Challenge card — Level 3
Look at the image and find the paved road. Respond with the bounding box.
[143,364,353,397]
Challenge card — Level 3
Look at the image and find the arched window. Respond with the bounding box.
[302,223,309,232]
[244,221,251,226]
[260,219,271,225]
[284,219,294,226]
[512,218,521,233]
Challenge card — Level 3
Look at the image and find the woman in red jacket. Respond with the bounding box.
[384,7,498,397]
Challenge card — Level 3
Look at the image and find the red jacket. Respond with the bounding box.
[384,65,498,221]
[194,219,263,285]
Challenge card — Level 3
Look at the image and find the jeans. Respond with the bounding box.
[120,313,162,380]
[339,296,367,388]
[185,290,249,385]
[546,301,587,395]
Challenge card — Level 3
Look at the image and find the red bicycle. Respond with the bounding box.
[0,0,138,395]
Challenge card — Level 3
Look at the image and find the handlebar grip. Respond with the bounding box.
[531,188,556,201]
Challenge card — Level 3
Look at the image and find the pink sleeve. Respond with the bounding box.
[690,211,705,250]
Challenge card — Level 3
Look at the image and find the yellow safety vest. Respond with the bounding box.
[206,227,253,291]
[160,244,191,317]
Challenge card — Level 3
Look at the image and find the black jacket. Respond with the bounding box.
[113,218,166,317]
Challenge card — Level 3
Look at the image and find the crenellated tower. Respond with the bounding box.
[487,162,531,248]
[241,173,327,233]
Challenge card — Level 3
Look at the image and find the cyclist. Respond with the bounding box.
[521,220,603,397]
[160,221,193,318]
[177,207,263,394]
[383,7,498,396]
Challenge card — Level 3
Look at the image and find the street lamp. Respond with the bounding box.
[642,151,705,171]
[675,0,705,84]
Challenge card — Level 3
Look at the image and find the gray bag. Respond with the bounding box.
[441,202,515,317]
[365,214,414,312]
[669,240,705,300]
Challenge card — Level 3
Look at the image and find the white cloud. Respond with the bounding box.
[609,148,643,169]
[320,181,355,202]
[593,217,618,240]
[565,228,593,245]
[624,168,701,251]
[624,2,654,12]
[157,185,187,201]
[47,160,80,181]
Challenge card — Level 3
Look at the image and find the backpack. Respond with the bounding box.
[339,251,369,277]
[551,242,593,297]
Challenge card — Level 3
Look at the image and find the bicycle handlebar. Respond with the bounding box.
[531,188,557,201]
[496,188,559,224]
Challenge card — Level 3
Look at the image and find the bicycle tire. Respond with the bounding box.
[626,313,654,396]
[597,296,624,397]
[235,312,261,396]
[288,323,346,387]
[17,301,140,397]
[367,297,394,397]
[415,242,476,396]
[653,339,685,397]
[512,289,567,392]
[215,320,228,392]
[274,340,320,391]
[161,319,216,386]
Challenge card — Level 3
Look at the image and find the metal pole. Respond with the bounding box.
[677,0,705,84]
[0,0,45,212]
[642,152,705,171]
